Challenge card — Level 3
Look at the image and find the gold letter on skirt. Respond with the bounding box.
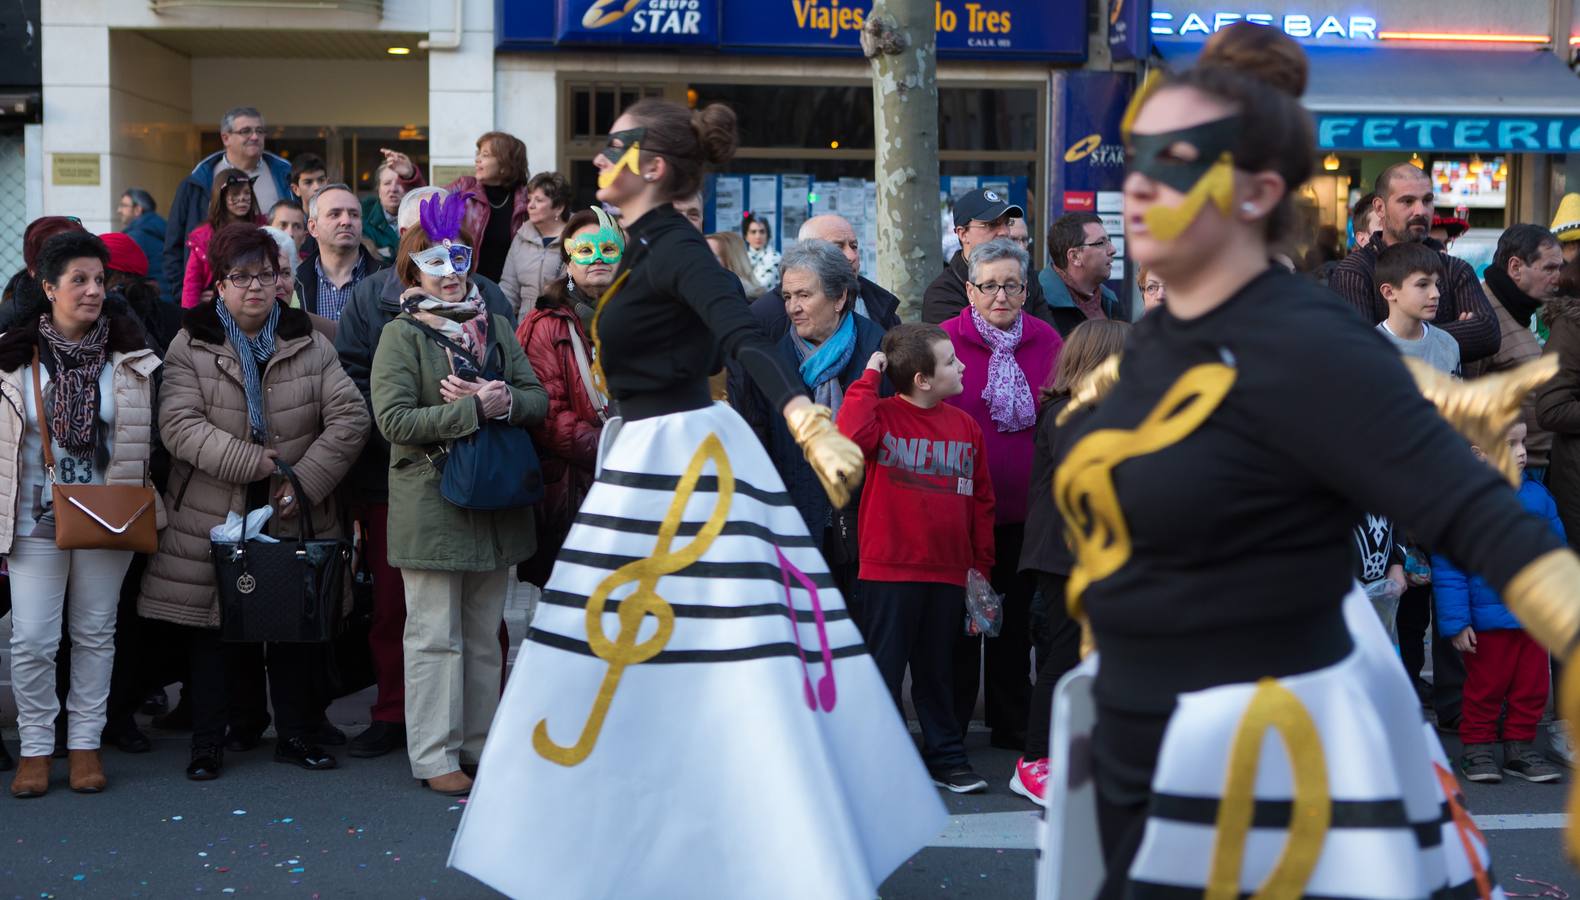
[1207,679,1331,900]
[533,434,735,767]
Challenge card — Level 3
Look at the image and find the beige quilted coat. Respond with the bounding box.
[137,301,369,629]
[0,313,163,554]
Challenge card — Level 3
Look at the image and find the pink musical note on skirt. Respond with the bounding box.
[776,546,836,712]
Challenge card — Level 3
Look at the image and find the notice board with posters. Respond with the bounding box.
[1048,70,1133,297]
[499,0,1088,61]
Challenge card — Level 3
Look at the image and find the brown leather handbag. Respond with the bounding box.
[31,349,157,553]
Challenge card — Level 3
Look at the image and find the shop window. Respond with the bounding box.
[566,82,667,143]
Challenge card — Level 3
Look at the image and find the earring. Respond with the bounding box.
[1241,203,1257,215]
[643,174,657,182]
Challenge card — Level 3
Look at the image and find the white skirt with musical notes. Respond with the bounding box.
[1040,586,1506,899]
[451,401,948,900]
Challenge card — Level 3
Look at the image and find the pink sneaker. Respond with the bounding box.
[1009,756,1049,806]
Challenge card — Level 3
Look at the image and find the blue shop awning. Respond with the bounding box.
[1152,42,1580,153]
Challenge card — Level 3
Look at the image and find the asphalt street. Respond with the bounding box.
[1,608,1575,899]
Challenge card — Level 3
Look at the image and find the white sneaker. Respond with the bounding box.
[1548,720,1574,767]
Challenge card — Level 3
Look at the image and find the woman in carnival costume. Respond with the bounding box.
[1039,24,1580,899]
[450,98,947,898]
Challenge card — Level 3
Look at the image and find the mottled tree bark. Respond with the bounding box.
[862,0,941,323]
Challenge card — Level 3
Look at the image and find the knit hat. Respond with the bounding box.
[1552,193,1580,243]
[98,231,149,277]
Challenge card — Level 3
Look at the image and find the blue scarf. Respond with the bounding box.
[216,301,280,443]
[793,312,856,413]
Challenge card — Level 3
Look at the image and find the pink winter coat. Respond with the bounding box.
[941,306,1062,525]
[181,216,267,308]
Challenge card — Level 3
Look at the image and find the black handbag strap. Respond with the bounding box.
[236,458,316,547]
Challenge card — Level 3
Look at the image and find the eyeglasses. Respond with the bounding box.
[1143,282,1166,295]
[228,127,266,138]
[1080,236,1115,248]
[969,281,1026,298]
[226,271,278,289]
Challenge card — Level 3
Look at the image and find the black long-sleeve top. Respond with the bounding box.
[1328,233,1499,363]
[1054,269,1561,714]
[596,205,804,419]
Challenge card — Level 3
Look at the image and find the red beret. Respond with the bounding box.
[98,232,148,277]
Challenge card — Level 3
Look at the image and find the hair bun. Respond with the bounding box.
[1198,22,1308,98]
[691,103,739,167]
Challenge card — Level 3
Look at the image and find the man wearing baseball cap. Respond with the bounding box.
[922,188,1054,326]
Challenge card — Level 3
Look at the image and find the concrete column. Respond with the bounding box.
[40,21,112,230]
[426,0,495,185]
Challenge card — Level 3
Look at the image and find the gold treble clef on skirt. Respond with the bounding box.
[1053,362,1236,619]
[532,433,736,767]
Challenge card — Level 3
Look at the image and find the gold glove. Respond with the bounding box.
[1404,355,1557,486]
[1056,353,1121,426]
[786,403,864,509]
[1503,549,1580,658]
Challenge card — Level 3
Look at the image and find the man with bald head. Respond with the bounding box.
[1330,162,1498,362]
[749,213,903,339]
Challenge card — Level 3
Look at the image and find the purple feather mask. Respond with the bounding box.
[411,190,475,277]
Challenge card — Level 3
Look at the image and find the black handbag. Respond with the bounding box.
[325,520,377,697]
[212,461,350,643]
[404,318,544,511]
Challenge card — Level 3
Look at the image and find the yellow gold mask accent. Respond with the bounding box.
[587,268,630,398]
[597,141,643,190]
[1054,363,1235,620]
[1120,70,1163,141]
[1141,152,1236,242]
[1207,679,1330,899]
[532,434,734,766]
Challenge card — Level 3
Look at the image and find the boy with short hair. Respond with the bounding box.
[1434,421,1565,784]
[1375,241,1461,377]
[837,323,995,794]
[289,153,330,208]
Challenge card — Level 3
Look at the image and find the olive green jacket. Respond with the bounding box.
[371,312,548,571]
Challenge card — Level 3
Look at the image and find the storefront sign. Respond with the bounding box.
[1150,6,1376,40]
[554,0,718,46]
[1317,114,1580,153]
[1049,70,1131,288]
[498,0,1087,60]
[1107,0,1151,61]
[51,153,99,187]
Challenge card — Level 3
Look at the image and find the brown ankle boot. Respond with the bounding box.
[10,755,50,798]
[68,750,106,793]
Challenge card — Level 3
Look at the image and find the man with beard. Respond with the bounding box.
[1467,224,1565,480]
[1331,162,1499,363]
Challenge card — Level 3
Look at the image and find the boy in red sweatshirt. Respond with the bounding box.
[837,322,995,793]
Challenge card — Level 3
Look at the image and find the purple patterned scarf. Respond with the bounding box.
[969,306,1035,432]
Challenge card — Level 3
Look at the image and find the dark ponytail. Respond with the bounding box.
[624,98,737,201]
[1174,22,1315,241]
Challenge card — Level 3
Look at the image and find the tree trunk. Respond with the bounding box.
[862,0,941,323]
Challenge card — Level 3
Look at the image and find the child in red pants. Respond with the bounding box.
[1433,423,1565,783]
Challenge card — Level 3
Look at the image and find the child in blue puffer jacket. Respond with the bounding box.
[1434,422,1566,785]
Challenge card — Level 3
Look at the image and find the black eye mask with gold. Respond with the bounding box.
[1124,115,1243,241]
[1126,116,1243,195]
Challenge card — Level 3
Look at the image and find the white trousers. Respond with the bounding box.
[6,536,133,757]
[401,567,508,780]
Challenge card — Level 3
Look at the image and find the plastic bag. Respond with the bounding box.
[208,507,279,544]
[1403,546,1432,586]
[1363,578,1404,603]
[964,568,1002,637]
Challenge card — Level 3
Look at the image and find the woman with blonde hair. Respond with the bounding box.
[706,230,765,299]
[1010,318,1129,807]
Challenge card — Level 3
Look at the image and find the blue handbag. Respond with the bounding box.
[406,318,544,511]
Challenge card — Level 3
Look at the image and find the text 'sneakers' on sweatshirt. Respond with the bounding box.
[837,369,995,586]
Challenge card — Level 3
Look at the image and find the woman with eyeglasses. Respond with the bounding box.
[181,169,266,310]
[370,193,547,797]
[941,236,1061,757]
[512,207,616,588]
[139,224,369,782]
[1137,265,1168,313]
